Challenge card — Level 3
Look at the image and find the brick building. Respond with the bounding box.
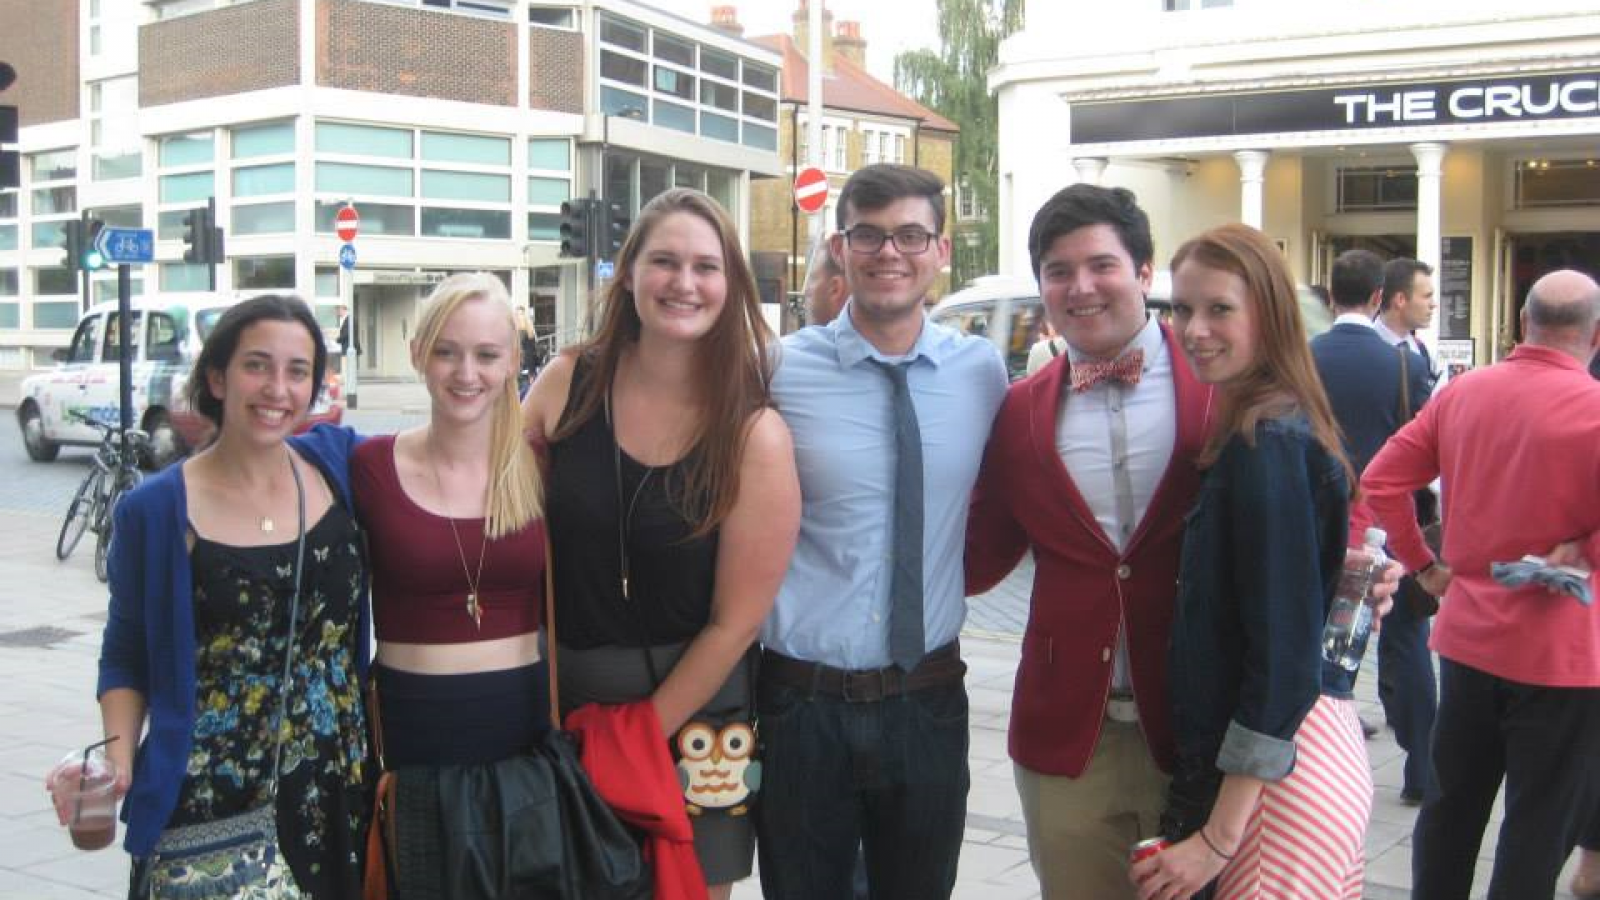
[0,0,781,377]
[710,2,959,324]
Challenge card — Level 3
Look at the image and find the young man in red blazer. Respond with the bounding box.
[966,184,1215,899]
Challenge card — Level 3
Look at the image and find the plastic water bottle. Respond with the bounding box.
[1322,527,1388,672]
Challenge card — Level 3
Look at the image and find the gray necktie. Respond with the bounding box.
[871,359,925,672]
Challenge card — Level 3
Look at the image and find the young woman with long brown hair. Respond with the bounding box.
[522,188,800,898]
[1132,223,1371,900]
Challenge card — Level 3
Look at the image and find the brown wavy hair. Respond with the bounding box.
[1171,223,1353,490]
[551,188,774,537]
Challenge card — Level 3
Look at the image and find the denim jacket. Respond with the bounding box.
[1168,412,1349,783]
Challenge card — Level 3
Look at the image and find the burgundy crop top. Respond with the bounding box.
[351,435,545,644]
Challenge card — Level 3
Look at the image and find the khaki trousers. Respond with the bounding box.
[1013,720,1169,900]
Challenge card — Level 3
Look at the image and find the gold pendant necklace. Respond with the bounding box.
[427,435,489,629]
[260,516,275,533]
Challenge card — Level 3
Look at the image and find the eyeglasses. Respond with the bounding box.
[843,226,937,255]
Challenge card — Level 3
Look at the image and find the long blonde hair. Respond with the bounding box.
[412,272,543,538]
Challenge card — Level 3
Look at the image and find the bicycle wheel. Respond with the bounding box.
[57,468,106,561]
[95,469,142,583]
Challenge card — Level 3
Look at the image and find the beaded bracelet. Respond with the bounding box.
[1199,828,1236,862]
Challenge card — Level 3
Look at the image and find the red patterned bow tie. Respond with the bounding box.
[1070,349,1145,393]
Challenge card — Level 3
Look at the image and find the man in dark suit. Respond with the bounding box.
[1311,248,1437,806]
[335,304,358,373]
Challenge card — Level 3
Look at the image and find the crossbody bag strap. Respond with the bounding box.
[1398,345,1412,421]
[266,454,309,799]
[544,523,560,731]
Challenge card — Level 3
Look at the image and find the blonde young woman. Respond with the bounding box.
[349,272,547,897]
[523,188,801,899]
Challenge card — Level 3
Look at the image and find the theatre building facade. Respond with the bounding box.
[993,0,1600,363]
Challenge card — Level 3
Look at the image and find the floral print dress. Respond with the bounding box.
[166,504,369,899]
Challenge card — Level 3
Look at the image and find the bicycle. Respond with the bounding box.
[56,412,150,583]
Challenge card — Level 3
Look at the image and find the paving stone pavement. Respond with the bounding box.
[0,379,1588,898]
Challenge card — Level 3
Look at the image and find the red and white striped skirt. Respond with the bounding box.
[1213,694,1373,900]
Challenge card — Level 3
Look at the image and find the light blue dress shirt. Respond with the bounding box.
[764,304,1008,669]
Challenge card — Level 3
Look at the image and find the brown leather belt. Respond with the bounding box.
[761,641,966,703]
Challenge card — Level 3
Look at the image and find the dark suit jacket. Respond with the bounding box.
[337,315,359,355]
[1311,321,1433,477]
[966,323,1215,778]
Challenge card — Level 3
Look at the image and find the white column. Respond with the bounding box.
[1233,150,1270,230]
[1072,157,1107,186]
[1410,141,1447,294]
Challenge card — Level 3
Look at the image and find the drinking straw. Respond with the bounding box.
[73,735,120,824]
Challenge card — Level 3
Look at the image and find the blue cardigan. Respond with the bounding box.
[96,425,368,857]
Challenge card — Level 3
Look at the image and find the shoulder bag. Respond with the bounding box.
[363,529,650,900]
[142,459,309,899]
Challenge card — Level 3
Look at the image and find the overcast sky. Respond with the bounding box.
[641,0,942,84]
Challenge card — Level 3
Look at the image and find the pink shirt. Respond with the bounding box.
[1361,344,1600,687]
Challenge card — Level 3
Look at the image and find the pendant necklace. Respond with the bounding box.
[255,448,294,533]
[427,434,489,629]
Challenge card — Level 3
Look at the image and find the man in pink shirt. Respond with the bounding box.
[1363,269,1600,900]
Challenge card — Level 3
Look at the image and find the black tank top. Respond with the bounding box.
[546,356,720,650]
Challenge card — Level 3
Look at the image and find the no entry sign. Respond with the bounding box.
[335,205,360,243]
[794,167,828,215]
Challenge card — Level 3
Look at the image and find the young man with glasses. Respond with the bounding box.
[756,163,1008,899]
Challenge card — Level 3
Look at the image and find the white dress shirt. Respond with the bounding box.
[1056,316,1175,692]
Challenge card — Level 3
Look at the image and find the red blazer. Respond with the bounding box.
[966,323,1215,778]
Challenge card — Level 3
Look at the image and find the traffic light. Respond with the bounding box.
[63,219,84,271]
[182,205,213,264]
[82,219,106,271]
[601,200,630,261]
[559,199,592,260]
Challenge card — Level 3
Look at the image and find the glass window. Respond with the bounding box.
[701,112,738,144]
[1336,166,1417,212]
[232,121,295,159]
[421,208,511,239]
[528,6,575,28]
[160,262,210,292]
[743,123,777,152]
[655,33,694,67]
[604,154,635,214]
[92,277,144,305]
[1516,159,1600,208]
[34,267,77,296]
[422,170,510,203]
[0,225,14,252]
[315,162,413,197]
[673,164,704,190]
[94,153,143,181]
[102,311,144,361]
[160,132,214,167]
[528,139,570,171]
[89,78,141,182]
[422,132,511,166]
[654,66,694,101]
[640,160,669,207]
[701,80,738,112]
[0,269,17,295]
[601,51,648,87]
[528,177,568,206]
[701,48,737,80]
[601,15,646,52]
[707,169,736,211]
[742,64,776,92]
[654,100,695,134]
[0,192,15,218]
[31,150,76,182]
[315,201,414,235]
[160,171,215,204]
[528,212,561,241]
[234,256,295,290]
[37,301,82,330]
[314,266,339,297]
[233,163,295,196]
[743,92,776,122]
[32,186,75,216]
[145,312,183,362]
[602,86,649,120]
[157,209,191,240]
[232,201,295,234]
[316,122,413,159]
[31,221,69,250]
[0,303,17,328]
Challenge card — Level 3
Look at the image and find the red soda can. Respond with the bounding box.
[1130,836,1170,864]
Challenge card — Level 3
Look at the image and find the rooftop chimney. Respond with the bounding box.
[834,20,866,69]
[709,6,743,38]
[793,0,836,76]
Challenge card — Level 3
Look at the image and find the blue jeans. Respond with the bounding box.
[1376,596,1438,797]
[754,679,970,900]
[1412,658,1600,900]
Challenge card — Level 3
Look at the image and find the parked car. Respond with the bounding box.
[931,271,1329,381]
[18,296,343,468]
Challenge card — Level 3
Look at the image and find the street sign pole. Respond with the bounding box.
[341,262,357,410]
[117,263,132,460]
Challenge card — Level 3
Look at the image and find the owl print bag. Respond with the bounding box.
[669,649,762,820]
